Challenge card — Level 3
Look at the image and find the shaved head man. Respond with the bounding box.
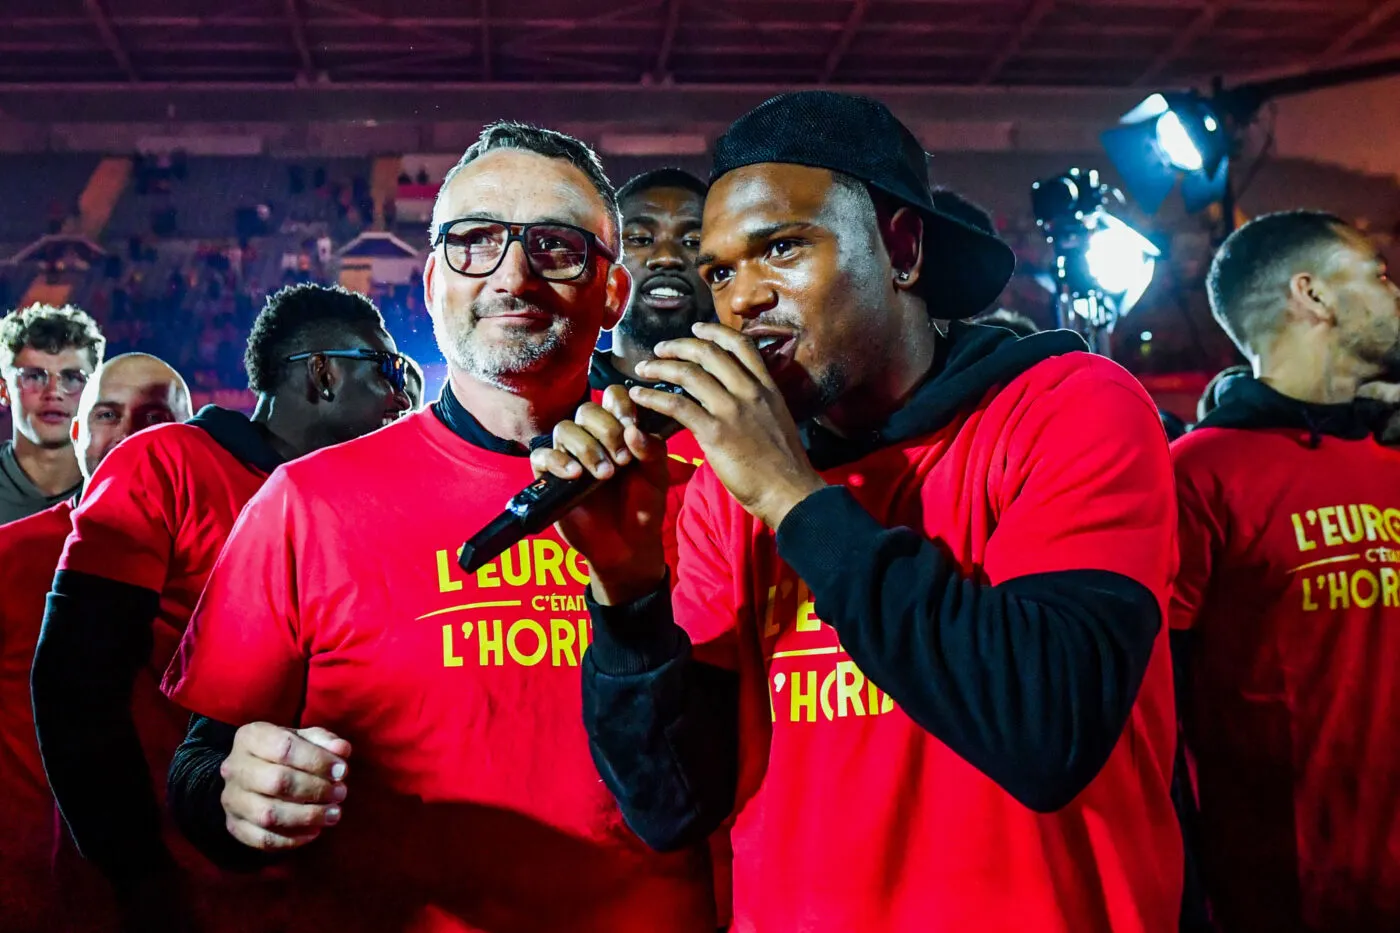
[72,353,192,478]
[0,352,188,932]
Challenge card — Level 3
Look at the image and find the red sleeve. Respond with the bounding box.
[161,469,306,726]
[1168,435,1225,631]
[983,362,1177,601]
[671,469,743,671]
[59,431,180,591]
[660,458,696,587]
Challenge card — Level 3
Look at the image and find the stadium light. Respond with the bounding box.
[1101,91,1230,215]
[1102,56,1400,228]
[1031,168,1160,351]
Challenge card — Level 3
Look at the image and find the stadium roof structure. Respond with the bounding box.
[2,0,1397,91]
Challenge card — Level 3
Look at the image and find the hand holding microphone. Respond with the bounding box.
[512,324,826,607]
[527,384,676,606]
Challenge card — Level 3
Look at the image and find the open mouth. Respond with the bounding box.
[639,275,694,312]
[749,332,797,373]
[38,409,71,425]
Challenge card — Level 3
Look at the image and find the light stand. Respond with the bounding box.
[1031,168,1159,357]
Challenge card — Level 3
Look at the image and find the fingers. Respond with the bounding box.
[529,394,661,482]
[630,385,713,436]
[689,322,779,389]
[297,726,352,761]
[634,357,731,413]
[574,402,632,467]
[222,795,340,851]
[647,326,776,395]
[234,722,347,780]
[530,444,585,481]
[222,785,343,838]
[221,722,350,852]
[221,753,347,805]
[550,418,621,481]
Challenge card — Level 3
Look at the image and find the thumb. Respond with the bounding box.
[297,726,353,760]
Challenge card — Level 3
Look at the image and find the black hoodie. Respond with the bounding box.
[1195,373,1389,444]
[581,322,1168,851]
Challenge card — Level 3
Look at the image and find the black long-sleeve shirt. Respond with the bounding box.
[584,486,1161,851]
[582,323,1168,854]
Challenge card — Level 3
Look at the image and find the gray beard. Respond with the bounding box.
[435,314,574,389]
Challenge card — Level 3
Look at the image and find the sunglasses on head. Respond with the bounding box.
[285,348,408,394]
[434,217,617,282]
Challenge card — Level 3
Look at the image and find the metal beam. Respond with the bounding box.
[82,0,137,82]
[1316,0,1400,65]
[653,0,683,79]
[480,0,492,80]
[1134,0,1230,86]
[285,0,316,77]
[978,0,1055,84]
[820,0,870,82]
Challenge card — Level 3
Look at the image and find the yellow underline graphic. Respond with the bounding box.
[416,600,523,621]
[1288,554,1362,575]
[770,646,843,660]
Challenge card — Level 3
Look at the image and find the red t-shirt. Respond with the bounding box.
[0,501,74,926]
[1172,425,1400,931]
[56,421,281,930]
[674,352,1181,933]
[163,409,716,933]
[666,427,706,470]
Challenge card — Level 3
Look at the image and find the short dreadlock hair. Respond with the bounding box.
[0,303,105,371]
[244,284,387,393]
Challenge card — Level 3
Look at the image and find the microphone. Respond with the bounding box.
[458,382,688,575]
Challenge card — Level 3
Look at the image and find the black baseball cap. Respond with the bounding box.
[710,91,1016,319]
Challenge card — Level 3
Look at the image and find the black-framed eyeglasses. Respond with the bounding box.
[285,349,408,394]
[7,367,90,395]
[434,217,617,282]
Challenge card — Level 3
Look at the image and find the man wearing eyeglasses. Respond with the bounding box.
[0,303,105,525]
[161,123,716,933]
[32,283,407,932]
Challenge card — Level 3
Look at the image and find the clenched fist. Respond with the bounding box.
[220,722,351,851]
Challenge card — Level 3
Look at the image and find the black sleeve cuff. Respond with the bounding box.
[585,574,686,676]
[776,485,887,587]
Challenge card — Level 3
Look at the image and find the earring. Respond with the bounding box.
[896,271,910,282]
[321,387,334,401]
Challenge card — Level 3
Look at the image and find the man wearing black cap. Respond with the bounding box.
[535,91,1181,931]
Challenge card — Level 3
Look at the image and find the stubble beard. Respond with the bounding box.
[436,307,575,390]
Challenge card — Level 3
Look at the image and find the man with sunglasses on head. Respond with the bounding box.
[160,123,716,933]
[32,283,407,931]
[0,303,105,525]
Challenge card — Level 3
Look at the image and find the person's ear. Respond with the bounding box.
[1289,272,1333,325]
[423,252,439,313]
[882,206,925,292]
[307,353,337,402]
[0,379,10,409]
[602,263,632,331]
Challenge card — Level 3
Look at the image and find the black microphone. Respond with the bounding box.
[458,382,688,575]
